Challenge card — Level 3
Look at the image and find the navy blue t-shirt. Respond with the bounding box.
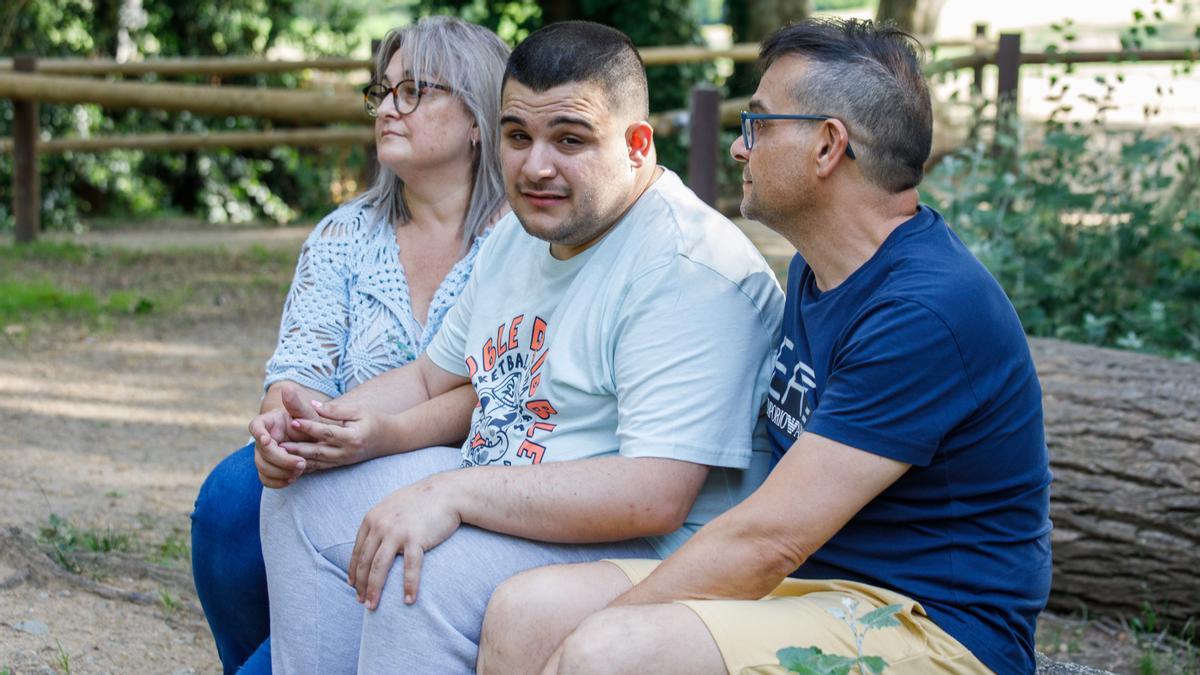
[766,206,1052,675]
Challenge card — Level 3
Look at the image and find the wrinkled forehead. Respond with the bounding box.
[753,55,814,111]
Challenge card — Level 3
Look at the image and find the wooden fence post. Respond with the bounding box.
[993,33,1022,160]
[996,33,1021,108]
[687,85,720,208]
[12,55,39,244]
[360,39,380,192]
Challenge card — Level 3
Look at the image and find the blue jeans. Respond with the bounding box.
[192,441,272,674]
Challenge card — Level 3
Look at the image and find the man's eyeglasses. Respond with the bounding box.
[740,111,856,159]
[363,79,454,118]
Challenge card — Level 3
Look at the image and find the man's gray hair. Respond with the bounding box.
[358,16,510,250]
[761,18,932,193]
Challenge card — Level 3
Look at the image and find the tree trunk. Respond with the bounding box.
[727,0,812,97]
[876,0,919,32]
[876,0,946,36]
[1032,338,1200,628]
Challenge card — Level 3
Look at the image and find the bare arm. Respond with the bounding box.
[336,353,468,415]
[280,353,471,467]
[609,432,909,606]
[348,456,709,608]
[448,456,709,542]
[285,383,477,466]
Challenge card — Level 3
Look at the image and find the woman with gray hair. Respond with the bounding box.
[190,17,510,674]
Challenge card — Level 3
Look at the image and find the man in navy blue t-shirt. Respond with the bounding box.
[477,18,1052,675]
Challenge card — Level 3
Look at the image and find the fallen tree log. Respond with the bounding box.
[1032,338,1200,627]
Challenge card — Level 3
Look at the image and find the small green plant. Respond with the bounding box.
[778,599,902,675]
[39,514,131,555]
[54,639,71,675]
[156,529,190,564]
[38,513,133,576]
[159,589,180,614]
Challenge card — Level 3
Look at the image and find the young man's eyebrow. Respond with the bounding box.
[548,116,595,131]
[499,114,525,126]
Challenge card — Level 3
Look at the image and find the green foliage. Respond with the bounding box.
[778,646,867,675]
[779,600,901,674]
[0,0,366,233]
[926,125,1200,360]
[926,47,1200,363]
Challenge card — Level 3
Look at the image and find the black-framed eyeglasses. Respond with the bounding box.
[363,79,454,118]
[740,111,856,159]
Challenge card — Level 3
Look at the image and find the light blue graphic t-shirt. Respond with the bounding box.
[427,169,784,555]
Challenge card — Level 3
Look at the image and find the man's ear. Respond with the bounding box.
[814,118,852,178]
[625,121,655,168]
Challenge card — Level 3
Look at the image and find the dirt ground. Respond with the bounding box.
[0,227,303,674]
[0,224,1192,674]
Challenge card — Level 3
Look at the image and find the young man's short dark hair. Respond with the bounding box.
[503,21,650,120]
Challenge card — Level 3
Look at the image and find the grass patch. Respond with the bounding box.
[0,280,155,324]
[38,513,133,571]
[0,240,296,337]
[159,589,181,614]
[0,240,94,264]
[156,528,190,565]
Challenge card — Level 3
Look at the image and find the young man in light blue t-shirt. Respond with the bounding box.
[252,21,784,673]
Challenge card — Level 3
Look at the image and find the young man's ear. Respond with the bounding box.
[625,121,655,168]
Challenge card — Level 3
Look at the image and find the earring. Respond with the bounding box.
[470,137,479,149]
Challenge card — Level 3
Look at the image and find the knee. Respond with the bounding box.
[555,609,640,675]
[192,442,262,535]
[479,568,559,672]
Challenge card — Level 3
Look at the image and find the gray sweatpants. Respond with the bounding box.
[260,446,658,674]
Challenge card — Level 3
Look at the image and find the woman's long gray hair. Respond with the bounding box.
[358,16,510,250]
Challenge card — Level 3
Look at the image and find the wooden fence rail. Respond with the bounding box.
[0,71,363,123]
[0,127,373,154]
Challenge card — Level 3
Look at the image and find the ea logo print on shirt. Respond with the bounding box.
[766,337,814,440]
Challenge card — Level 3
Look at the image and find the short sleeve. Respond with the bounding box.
[425,244,480,377]
[612,258,776,468]
[805,299,978,466]
[263,213,357,397]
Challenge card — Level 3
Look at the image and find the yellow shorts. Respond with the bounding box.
[607,559,994,675]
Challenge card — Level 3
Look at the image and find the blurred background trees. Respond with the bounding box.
[1,0,1198,359]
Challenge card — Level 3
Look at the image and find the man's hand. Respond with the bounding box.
[280,399,386,471]
[348,474,463,610]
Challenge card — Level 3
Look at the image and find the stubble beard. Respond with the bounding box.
[515,189,615,249]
